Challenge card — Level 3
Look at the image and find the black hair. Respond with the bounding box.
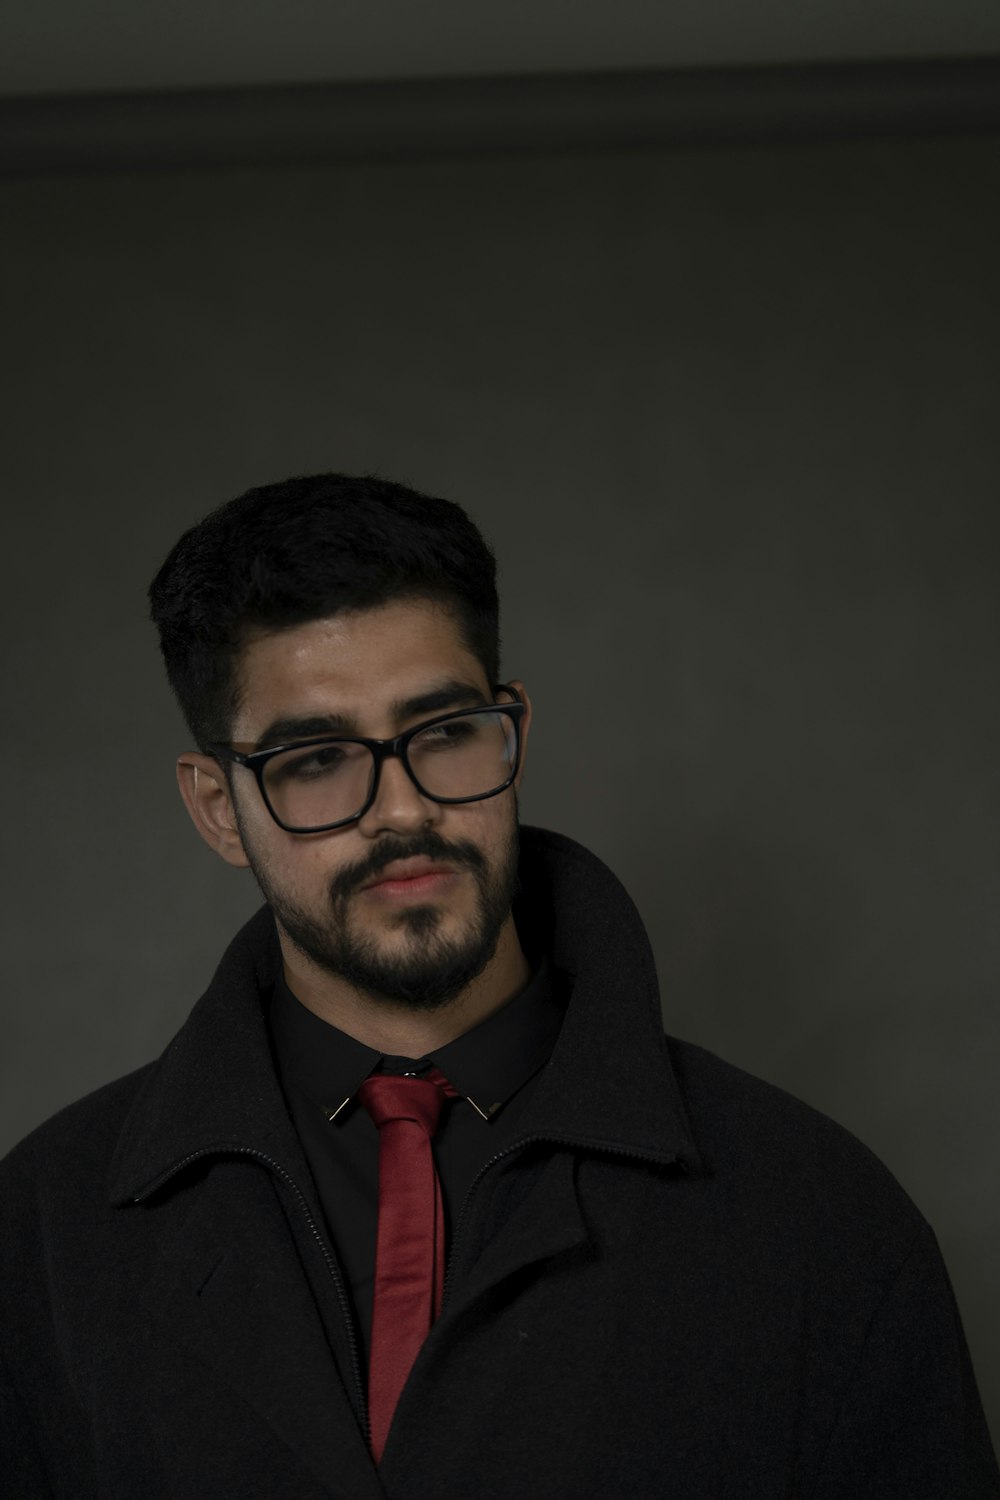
[148,472,500,746]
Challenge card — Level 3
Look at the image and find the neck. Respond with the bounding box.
[277,916,532,1056]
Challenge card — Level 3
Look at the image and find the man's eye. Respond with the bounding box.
[414,720,477,748]
[274,745,348,781]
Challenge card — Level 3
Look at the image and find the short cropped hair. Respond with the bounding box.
[148,473,500,747]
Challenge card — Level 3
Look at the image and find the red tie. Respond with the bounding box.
[357,1067,455,1464]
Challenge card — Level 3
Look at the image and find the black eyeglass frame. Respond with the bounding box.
[206,685,525,834]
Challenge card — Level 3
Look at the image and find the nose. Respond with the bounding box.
[355,749,440,839]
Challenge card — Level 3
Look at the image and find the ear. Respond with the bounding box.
[505,680,532,789]
[176,753,251,869]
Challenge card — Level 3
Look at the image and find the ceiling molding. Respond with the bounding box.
[4,56,1000,176]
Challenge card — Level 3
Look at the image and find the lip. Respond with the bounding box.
[361,857,457,899]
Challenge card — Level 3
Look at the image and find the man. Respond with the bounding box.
[1,472,997,1498]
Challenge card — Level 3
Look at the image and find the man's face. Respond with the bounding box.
[213,599,527,1010]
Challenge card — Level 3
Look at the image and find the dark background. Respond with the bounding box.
[2,3,998,1449]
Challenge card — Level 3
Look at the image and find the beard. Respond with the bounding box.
[241,810,521,1011]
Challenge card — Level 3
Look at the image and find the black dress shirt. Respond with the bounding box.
[268,964,565,1364]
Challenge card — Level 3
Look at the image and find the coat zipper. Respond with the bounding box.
[134,1146,369,1445]
[442,1133,679,1309]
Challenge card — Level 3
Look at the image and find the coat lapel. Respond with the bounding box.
[107,910,382,1496]
[138,1156,382,1500]
[442,1149,589,1322]
[433,825,698,1332]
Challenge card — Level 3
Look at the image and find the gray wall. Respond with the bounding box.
[2,128,998,1439]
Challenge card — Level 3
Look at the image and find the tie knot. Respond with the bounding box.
[357,1072,449,1136]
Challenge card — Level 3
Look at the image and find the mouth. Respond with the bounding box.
[360,857,458,901]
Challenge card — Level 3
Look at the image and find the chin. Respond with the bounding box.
[338,913,503,1011]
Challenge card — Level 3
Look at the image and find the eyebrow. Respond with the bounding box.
[253,678,491,751]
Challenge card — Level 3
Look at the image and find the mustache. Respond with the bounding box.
[328,831,487,904]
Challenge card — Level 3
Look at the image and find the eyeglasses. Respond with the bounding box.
[206,686,525,834]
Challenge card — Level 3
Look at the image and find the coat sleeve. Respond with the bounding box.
[0,1350,56,1499]
[810,1223,1000,1499]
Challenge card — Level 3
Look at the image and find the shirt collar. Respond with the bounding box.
[268,960,564,1125]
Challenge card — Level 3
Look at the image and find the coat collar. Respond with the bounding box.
[108,826,699,1206]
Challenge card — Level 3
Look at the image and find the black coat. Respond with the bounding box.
[2,828,997,1498]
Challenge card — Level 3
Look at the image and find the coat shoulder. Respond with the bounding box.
[664,1035,929,1257]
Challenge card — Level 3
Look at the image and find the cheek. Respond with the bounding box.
[448,800,507,847]
[241,819,345,896]
[462,798,519,864]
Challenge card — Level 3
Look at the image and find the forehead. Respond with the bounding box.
[231,598,489,737]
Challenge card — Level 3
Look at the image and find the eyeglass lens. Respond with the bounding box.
[261,708,519,830]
